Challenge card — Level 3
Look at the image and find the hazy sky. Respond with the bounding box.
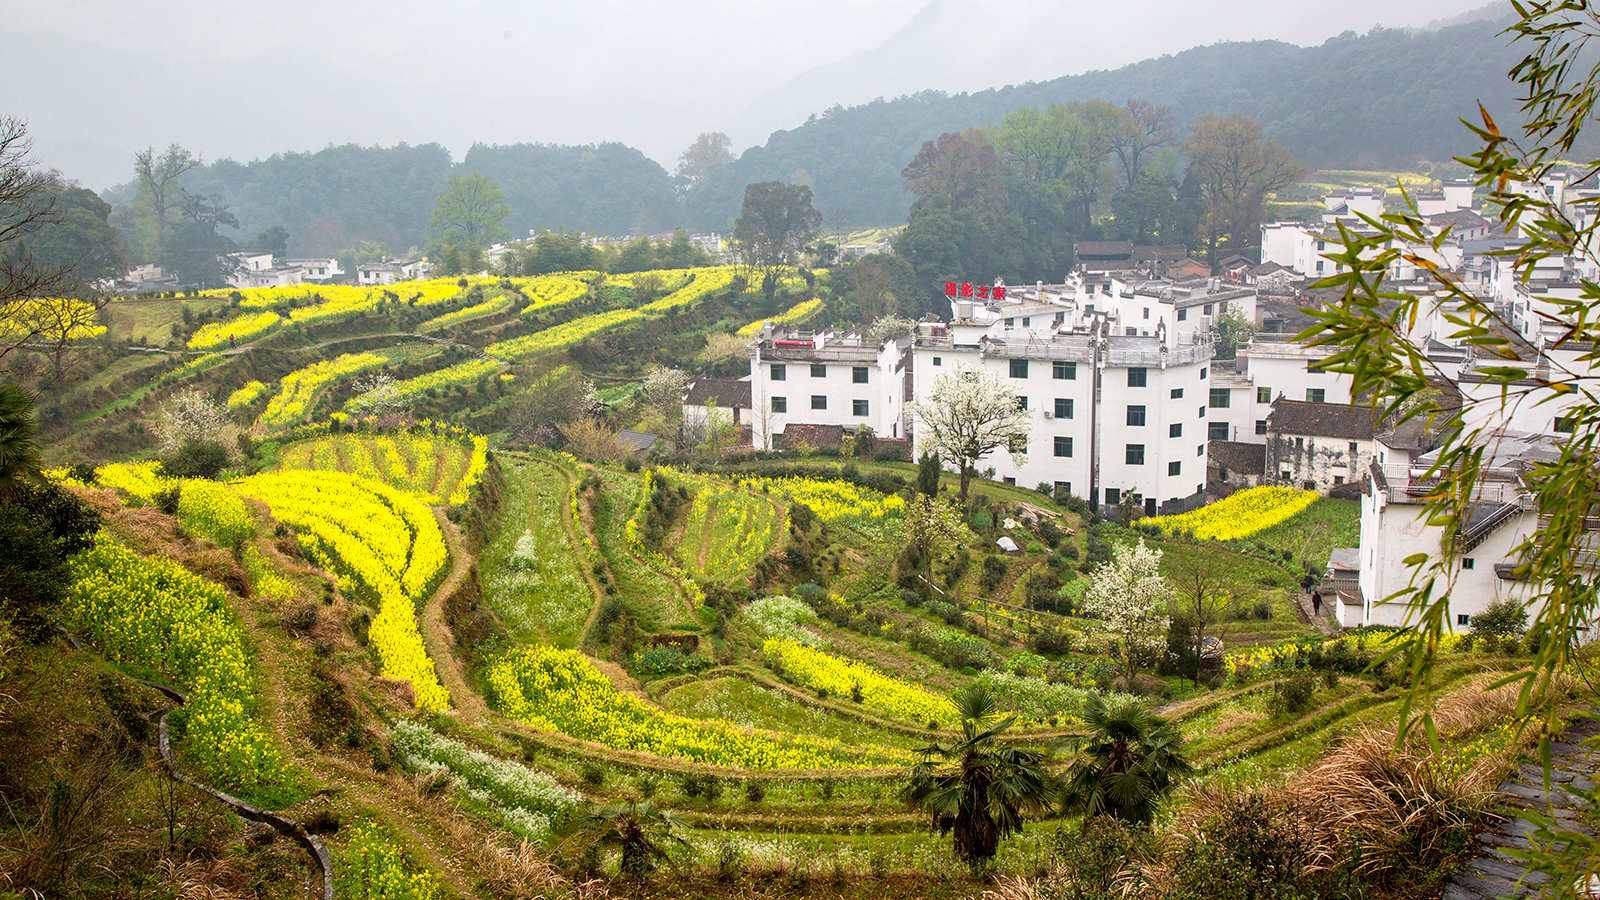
[1,0,1492,189]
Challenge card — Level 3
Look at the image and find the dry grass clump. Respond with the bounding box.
[1147,677,1533,895]
[1002,677,1548,899]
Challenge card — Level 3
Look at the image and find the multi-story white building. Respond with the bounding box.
[748,328,908,450]
[1336,432,1560,628]
[908,311,1213,515]
[745,271,1228,515]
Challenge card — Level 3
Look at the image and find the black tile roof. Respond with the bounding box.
[1208,440,1265,475]
[1267,398,1383,440]
[684,378,751,409]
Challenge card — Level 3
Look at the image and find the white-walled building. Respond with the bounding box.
[358,257,434,285]
[1342,432,1555,628]
[746,271,1226,515]
[681,378,751,433]
[894,277,1219,515]
[748,329,908,450]
[224,253,343,288]
[1264,398,1381,491]
[908,315,1213,515]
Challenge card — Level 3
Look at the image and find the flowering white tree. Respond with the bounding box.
[640,365,689,417]
[153,387,230,454]
[862,314,915,346]
[351,372,407,421]
[1084,538,1171,686]
[912,365,1029,502]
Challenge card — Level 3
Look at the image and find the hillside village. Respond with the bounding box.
[4,4,1600,899]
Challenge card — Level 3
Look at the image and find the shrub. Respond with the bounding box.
[1032,626,1074,655]
[1467,598,1527,650]
[1273,671,1317,715]
[629,646,713,679]
[744,780,766,804]
[981,555,1007,592]
[0,480,100,639]
[154,485,182,515]
[581,764,606,789]
[162,437,231,479]
[1164,788,1321,898]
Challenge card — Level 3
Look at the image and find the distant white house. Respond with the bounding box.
[225,253,343,288]
[358,257,434,285]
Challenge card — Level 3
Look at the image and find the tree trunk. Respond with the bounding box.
[959,462,972,503]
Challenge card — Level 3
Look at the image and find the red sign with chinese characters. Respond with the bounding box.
[943,281,1006,301]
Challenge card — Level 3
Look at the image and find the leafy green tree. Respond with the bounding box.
[1185,115,1300,269]
[159,192,238,288]
[1109,99,1175,193]
[1060,695,1191,824]
[732,181,821,285]
[4,179,123,291]
[675,132,734,188]
[253,224,289,258]
[337,239,388,277]
[431,173,510,251]
[1212,306,1254,361]
[520,229,600,275]
[558,801,686,878]
[917,451,942,497]
[902,684,1054,869]
[900,495,964,600]
[0,386,98,640]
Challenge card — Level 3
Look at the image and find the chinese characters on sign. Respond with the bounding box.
[944,281,1006,301]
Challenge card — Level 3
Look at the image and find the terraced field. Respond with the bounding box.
[670,470,785,587]
[477,455,596,647]
[21,266,1541,894]
[270,430,489,505]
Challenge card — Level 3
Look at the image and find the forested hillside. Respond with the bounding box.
[458,143,681,238]
[684,17,1525,228]
[100,14,1524,249]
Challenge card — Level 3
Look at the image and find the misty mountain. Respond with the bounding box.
[726,0,1502,156]
[686,12,1524,229]
[89,10,1527,254]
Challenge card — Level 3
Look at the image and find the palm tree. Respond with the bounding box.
[557,800,686,879]
[0,382,41,489]
[1060,694,1192,824]
[902,684,1055,869]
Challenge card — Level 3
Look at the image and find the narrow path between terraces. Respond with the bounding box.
[421,506,489,722]
[1444,716,1600,898]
